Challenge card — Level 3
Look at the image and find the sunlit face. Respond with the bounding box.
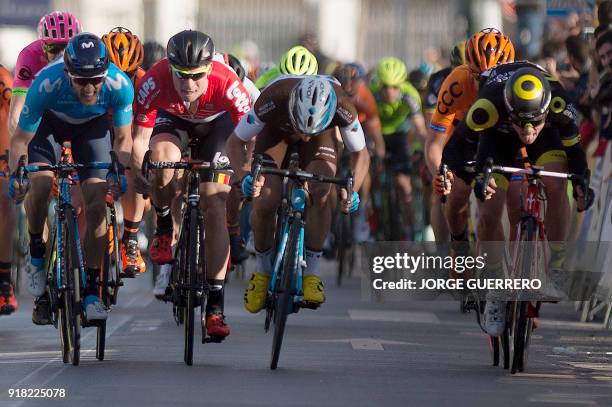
[69,74,105,105]
[597,42,612,68]
[169,64,211,103]
[381,85,401,103]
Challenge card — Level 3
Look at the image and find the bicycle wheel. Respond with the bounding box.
[270,218,301,370]
[108,202,122,306]
[489,335,500,367]
[65,207,82,366]
[184,206,199,366]
[511,217,536,374]
[336,210,352,287]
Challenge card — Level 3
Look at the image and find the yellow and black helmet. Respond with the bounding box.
[503,67,551,121]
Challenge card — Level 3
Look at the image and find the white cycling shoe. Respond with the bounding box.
[83,295,108,321]
[484,300,506,336]
[26,256,47,297]
[153,264,172,299]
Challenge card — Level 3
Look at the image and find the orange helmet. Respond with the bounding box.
[465,28,514,74]
[102,27,144,74]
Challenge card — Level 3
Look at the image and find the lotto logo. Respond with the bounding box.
[226,80,250,113]
[137,77,157,105]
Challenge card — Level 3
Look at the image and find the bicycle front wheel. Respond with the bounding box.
[270,219,301,370]
[184,206,200,366]
[62,208,82,366]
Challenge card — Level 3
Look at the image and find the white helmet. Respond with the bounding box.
[288,77,337,134]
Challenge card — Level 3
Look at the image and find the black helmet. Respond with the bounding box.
[166,30,214,69]
[64,32,109,77]
[503,67,551,121]
[225,53,245,81]
[143,41,165,70]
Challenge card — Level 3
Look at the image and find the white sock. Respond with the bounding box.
[305,249,322,276]
[255,248,274,275]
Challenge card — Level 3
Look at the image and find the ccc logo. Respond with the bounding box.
[436,81,462,115]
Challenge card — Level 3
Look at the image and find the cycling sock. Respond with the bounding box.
[206,279,224,315]
[122,219,141,242]
[154,205,172,234]
[85,268,100,296]
[450,228,468,242]
[29,233,45,258]
[255,248,274,275]
[305,248,322,276]
[0,269,11,283]
[549,241,566,269]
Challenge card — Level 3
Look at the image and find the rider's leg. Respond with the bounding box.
[394,173,414,239]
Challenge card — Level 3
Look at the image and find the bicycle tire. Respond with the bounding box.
[511,217,536,374]
[63,207,82,366]
[502,327,510,369]
[489,335,500,366]
[184,206,199,366]
[109,204,122,306]
[270,218,300,370]
[96,321,106,361]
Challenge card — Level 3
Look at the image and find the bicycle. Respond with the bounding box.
[16,142,122,365]
[250,154,353,370]
[142,150,232,366]
[333,149,354,286]
[473,158,590,374]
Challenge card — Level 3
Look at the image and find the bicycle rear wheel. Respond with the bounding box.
[270,219,300,370]
[184,206,199,366]
[62,208,82,366]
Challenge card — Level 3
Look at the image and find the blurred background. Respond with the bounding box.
[0,0,599,73]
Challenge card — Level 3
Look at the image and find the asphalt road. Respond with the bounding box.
[1,257,612,407]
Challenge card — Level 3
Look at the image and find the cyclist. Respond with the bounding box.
[426,28,514,257]
[102,27,149,278]
[254,45,318,89]
[370,57,427,240]
[8,33,134,322]
[143,41,165,71]
[131,30,251,339]
[226,75,370,313]
[422,41,465,242]
[0,64,16,315]
[459,64,592,334]
[6,11,82,322]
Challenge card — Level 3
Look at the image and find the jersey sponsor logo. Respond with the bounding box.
[257,100,275,115]
[105,72,130,91]
[123,104,133,113]
[38,77,62,93]
[336,106,353,123]
[136,113,148,123]
[436,81,462,115]
[81,41,95,49]
[17,65,33,81]
[136,77,157,105]
[225,80,250,113]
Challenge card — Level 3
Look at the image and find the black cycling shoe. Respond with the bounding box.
[32,294,52,325]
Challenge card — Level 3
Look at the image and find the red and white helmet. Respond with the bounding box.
[37,11,82,44]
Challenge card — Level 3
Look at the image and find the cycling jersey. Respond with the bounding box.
[233,75,366,153]
[212,52,260,102]
[370,81,421,136]
[0,65,12,153]
[12,40,51,96]
[458,61,586,179]
[18,60,134,133]
[353,81,378,124]
[423,66,452,114]
[429,64,479,135]
[134,58,250,128]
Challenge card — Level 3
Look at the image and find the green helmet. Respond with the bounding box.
[279,45,318,75]
[377,57,407,87]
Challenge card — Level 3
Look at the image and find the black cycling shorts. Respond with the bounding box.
[28,111,112,180]
[442,132,478,185]
[151,110,234,182]
[384,132,412,175]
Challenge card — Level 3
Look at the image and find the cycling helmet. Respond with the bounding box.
[102,27,144,74]
[288,77,337,134]
[333,63,361,97]
[465,28,514,74]
[450,41,466,67]
[224,53,246,81]
[64,33,109,77]
[38,11,81,44]
[503,67,551,121]
[279,45,318,75]
[409,69,428,92]
[143,41,165,70]
[377,57,407,87]
[167,30,214,70]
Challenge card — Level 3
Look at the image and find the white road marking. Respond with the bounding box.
[348,309,440,324]
[309,337,419,350]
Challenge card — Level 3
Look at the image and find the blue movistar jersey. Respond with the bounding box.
[18,60,134,133]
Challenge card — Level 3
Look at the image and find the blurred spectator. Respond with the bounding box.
[562,35,591,109]
[594,30,612,141]
[299,31,333,74]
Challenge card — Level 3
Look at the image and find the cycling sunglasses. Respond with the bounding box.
[509,114,547,129]
[43,42,67,55]
[69,74,106,87]
[170,63,212,81]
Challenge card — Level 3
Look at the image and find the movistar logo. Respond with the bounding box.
[38,78,62,93]
[81,42,95,49]
[105,73,129,90]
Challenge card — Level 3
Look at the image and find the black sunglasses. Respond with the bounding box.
[71,76,106,86]
[509,115,546,128]
[172,70,207,81]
